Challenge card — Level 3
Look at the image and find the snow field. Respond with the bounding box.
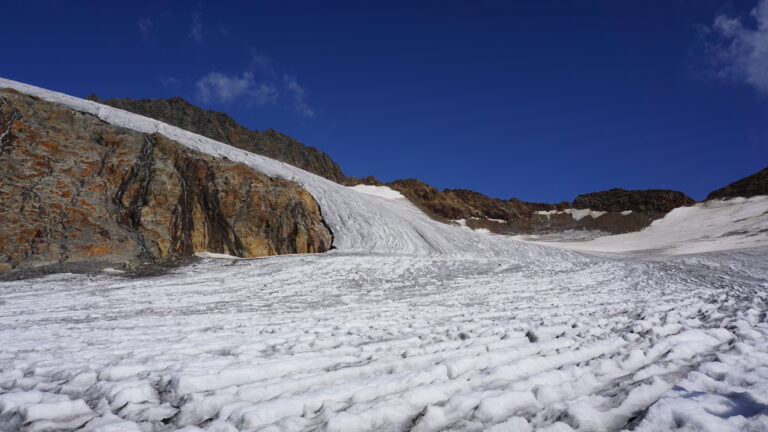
[1,249,767,431]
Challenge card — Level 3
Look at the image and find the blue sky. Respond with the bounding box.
[3,1,767,202]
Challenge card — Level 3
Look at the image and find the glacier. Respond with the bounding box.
[1,77,767,431]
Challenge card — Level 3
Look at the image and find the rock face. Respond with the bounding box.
[706,167,768,201]
[0,89,333,274]
[573,188,696,214]
[87,95,347,183]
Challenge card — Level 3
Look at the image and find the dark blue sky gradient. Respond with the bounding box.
[3,1,766,202]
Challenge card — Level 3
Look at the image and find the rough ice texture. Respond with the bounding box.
[1,78,767,431]
[0,88,332,273]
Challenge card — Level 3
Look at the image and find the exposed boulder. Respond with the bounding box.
[572,188,695,214]
[0,89,332,274]
[706,167,768,201]
[86,95,348,183]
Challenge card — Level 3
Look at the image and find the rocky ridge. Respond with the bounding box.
[707,167,768,201]
[87,95,348,183]
[572,188,696,214]
[0,89,332,275]
[384,179,695,234]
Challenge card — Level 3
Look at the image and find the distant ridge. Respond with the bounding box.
[707,167,768,201]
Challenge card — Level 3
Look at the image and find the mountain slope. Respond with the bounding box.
[572,188,695,213]
[707,166,768,200]
[88,95,348,183]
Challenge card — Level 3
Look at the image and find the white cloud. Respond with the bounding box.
[284,75,315,118]
[195,54,316,118]
[710,0,768,94]
[196,72,278,105]
[249,53,276,77]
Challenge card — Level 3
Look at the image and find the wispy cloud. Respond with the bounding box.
[189,6,203,44]
[709,0,768,94]
[160,76,179,87]
[138,17,153,40]
[249,53,276,77]
[194,53,316,118]
[284,75,315,118]
[196,72,279,105]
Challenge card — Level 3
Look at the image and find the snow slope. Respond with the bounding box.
[529,196,768,255]
[1,78,768,431]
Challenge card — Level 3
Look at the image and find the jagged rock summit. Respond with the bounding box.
[0,89,332,274]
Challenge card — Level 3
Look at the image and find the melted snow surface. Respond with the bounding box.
[1,78,768,431]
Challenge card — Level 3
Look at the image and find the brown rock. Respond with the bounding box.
[572,188,696,214]
[386,179,564,223]
[0,89,332,274]
[706,167,768,201]
[386,179,693,235]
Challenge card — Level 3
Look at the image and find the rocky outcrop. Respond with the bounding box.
[0,89,332,274]
[572,188,696,214]
[706,167,768,201]
[386,180,694,234]
[387,179,567,222]
[86,95,348,183]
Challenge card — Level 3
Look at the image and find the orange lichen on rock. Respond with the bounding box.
[0,89,332,273]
